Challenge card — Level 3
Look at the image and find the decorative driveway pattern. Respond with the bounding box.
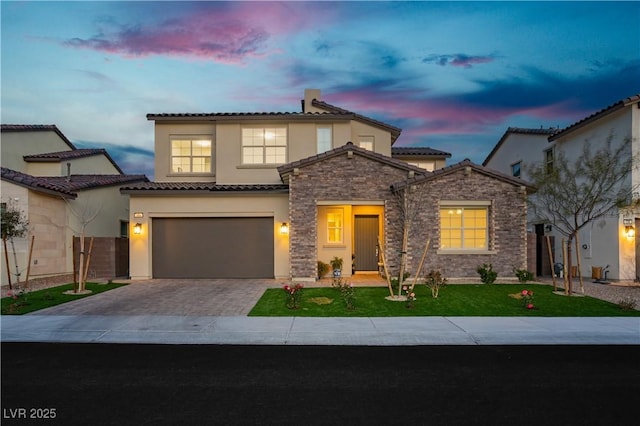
[31,279,283,316]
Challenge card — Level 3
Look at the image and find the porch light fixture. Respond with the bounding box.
[624,219,635,239]
[280,222,289,235]
[133,223,142,235]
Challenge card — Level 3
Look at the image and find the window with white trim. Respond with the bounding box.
[317,126,332,153]
[359,136,374,151]
[242,127,287,164]
[171,138,212,173]
[544,148,554,174]
[440,207,488,249]
[327,209,343,243]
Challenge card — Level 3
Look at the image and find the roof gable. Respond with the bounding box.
[482,127,557,166]
[391,146,452,158]
[549,94,640,141]
[277,142,427,180]
[23,148,125,174]
[1,167,148,197]
[1,124,76,150]
[392,159,536,193]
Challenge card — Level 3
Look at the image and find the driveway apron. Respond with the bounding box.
[30,279,281,316]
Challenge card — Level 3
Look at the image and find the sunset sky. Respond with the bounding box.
[2,1,639,178]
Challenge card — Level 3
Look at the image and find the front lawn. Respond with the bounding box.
[248,284,640,317]
[1,282,128,315]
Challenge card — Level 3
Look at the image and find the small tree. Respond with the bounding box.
[527,134,636,295]
[1,200,29,289]
[65,197,101,293]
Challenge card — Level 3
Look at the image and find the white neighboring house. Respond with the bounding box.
[1,125,147,286]
[484,95,640,281]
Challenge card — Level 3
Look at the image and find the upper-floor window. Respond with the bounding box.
[171,137,212,173]
[544,148,554,174]
[440,206,488,250]
[242,127,287,164]
[408,161,435,171]
[317,126,332,153]
[359,136,374,151]
[511,161,521,178]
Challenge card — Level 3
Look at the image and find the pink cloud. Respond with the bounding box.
[63,2,333,64]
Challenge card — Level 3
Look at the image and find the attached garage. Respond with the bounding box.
[152,217,274,278]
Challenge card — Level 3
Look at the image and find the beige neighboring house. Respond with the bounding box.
[122,89,533,282]
[1,125,148,286]
[484,94,640,281]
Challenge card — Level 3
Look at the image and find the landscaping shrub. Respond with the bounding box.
[424,270,447,298]
[514,268,535,283]
[317,261,330,279]
[477,263,498,284]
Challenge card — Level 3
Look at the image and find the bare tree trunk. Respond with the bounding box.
[25,236,35,290]
[397,225,409,292]
[410,238,430,291]
[9,238,21,284]
[562,239,568,295]
[3,237,12,290]
[83,237,94,284]
[378,237,394,297]
[546,235,556,291]
[575,233,584,294]
[78,231,85,293]
[566,235,574,295]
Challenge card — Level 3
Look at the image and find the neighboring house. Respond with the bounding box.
[391,147,451,171]
[1,125,148,286]
[484,94,640,281]
[122,89,533,281]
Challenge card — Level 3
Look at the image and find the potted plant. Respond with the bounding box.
[317,260,330,279]
[330,256,343,277]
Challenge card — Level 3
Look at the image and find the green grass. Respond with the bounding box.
[1,282,128,315]
[248,284,640,317]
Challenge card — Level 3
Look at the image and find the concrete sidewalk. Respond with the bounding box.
[1,315,638,345]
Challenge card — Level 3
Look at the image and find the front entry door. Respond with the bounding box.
[354,215,379,272]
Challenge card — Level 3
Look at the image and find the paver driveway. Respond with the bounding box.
[31,279,282,316]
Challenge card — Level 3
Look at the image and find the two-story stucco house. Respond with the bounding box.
[1,124,147,286]
[122,89,533,281]
[484,94,640,281]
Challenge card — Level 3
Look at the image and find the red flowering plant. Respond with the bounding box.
[521,289,535,310]
[400,285,416,308]
[283,283,304,309]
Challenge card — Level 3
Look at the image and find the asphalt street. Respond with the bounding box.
[2,343,639,425]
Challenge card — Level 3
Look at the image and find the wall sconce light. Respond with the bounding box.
[133,223,142,235]
[625,225,635,239]
[623,219,635,239]
[280,222,289,235]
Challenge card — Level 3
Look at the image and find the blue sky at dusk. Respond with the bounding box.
[2,1,639,179]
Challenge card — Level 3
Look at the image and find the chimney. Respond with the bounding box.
[303,89,321,113]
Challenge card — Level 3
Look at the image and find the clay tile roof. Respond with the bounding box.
[278,141,427,179]
[482,127,558,166]
[391,147,452,158]
[120,182,289,194]
[549,94,640,141]
[24,148,125,174]
[1,168,148,198]
[392,159,536,193]
[1,124,76,150]
[146,112,345,121]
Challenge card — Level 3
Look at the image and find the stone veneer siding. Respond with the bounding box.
[287,152,529,280]
[287,152,412,279]
[403,168,528,278]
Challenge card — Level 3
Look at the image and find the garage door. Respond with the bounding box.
[152,217,274,278]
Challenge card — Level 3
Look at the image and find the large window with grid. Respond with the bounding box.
[242,127,287,164]
[171,138,212,173]
[440,206,488,250]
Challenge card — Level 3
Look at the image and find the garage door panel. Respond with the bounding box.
[152,217,274,278]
